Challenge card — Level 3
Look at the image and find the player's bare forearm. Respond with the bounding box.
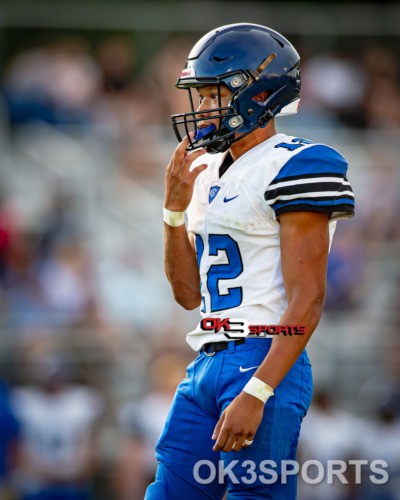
[253,210,329,389]
[253,290,324,389]
[164,225,202,310]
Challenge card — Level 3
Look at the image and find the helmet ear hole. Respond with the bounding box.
[252,91,271,103]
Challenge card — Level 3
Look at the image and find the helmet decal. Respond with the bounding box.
[180,67,196,79]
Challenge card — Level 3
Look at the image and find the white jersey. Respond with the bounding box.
[186,133,354,351]
[12,385,103,490]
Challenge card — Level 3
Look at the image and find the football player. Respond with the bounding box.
[145,23,355,499]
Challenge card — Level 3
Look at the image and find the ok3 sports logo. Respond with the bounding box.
[200,318,306,338]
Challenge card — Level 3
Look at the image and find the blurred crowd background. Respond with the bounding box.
[0,0,399,499]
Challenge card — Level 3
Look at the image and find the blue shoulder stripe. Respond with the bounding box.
[275,145,348,181]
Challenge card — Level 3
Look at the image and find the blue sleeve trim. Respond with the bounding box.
[272,198,355,211]
[274,145,348,181]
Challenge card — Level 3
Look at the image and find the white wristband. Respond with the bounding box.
[243,377,274,404]
[163,207,185,227]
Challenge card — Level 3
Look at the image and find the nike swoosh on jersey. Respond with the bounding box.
[239,365,259,372]
[223,195,239,203]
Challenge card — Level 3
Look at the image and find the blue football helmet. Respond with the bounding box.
[171,23,301,154]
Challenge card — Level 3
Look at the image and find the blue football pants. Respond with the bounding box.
[145,338,313,499]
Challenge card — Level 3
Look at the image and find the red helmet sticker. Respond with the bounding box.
[180,67,196,78]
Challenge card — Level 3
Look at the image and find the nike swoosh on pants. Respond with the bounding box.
[239,366,259,372]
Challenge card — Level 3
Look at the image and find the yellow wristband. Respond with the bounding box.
[243,377,274,404]
[163,207,185,227]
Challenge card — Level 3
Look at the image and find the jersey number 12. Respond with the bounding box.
[195,234,243,312]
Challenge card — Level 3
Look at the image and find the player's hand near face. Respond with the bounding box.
[212,392,264,452]
[163,133,208,310]
[164,132,207,211]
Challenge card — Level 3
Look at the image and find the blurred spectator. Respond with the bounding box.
[0,186,20,285]
[11,345,104,500]
[3,39,101,129]
[93,36,141,145]
[97,36,136,95]
[363,47,400,129]
[357,155,400,252]
[361,397,400,500]
[114,351,192,500]
[3,233,97,337]
[3,232,49,334]
[94,36,166,180]
[37,190,82,261]
[37,237,94,328]
[325,223,367,311]
[301,54,368,128]
[298,391,369,500]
